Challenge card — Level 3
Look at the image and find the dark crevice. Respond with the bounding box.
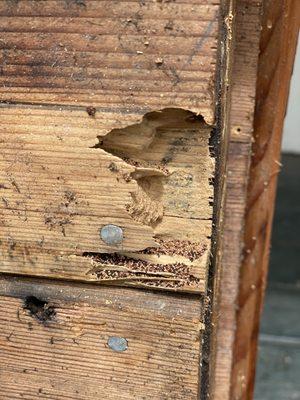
[23,296,56,324]
[82,252,202,290]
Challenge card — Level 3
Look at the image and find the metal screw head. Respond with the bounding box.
[100,224,123,246]
[107,336,128,352]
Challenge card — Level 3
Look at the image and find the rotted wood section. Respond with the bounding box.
[0,0,218,294]
[0,107,213,292]
[0,1,225,399]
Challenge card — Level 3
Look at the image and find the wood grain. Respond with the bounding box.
[231,1,300,399]
[211,0,300,399]
[211,0,263,398]
[2,0,294,398]
[0,0,220,292]
[0,105,213,292]
[0,276,204,399]
[0,0,219,124]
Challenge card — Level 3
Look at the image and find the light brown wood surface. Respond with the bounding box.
[1,0,297,399]
[0,276,204,399]
[0,1,224,399]
[0,0,218,123]
[0,106,213,292]
[0,0,219,293]
[231,1,300,398]
[211,1,300,399]
[210,1,263,397]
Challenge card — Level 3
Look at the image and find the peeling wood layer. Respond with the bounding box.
[0,0,218,294]
[84,250,207,292]
[0,106,214,292]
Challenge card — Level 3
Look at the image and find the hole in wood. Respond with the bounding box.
[0,106,214,293]
[93,108,213,231]
[23,296,56,324]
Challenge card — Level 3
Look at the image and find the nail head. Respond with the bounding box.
[107,336,128,352]
[100,224,123,246]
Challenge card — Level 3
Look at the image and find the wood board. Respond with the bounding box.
[0,0,220,293]
[210,0,300,399]
[0,276,204,399]
[0,0,296,398]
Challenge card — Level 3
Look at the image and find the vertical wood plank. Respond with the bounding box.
[211,0,299,399]
[210,1,263,397]
[231,1,300,399]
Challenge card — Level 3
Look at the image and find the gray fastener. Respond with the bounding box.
[100,224,123,246]
[107,336,128,352]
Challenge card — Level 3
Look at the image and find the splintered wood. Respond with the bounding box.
[0,107,213,292]
[0,1,218,293]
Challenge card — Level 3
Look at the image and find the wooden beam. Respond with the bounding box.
[231,1,300,398]
[211,0,300,399]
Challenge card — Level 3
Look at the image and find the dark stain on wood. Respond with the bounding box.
[23,295,56,324]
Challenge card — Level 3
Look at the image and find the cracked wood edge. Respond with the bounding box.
[0,0,219,293]
[0,106,213,293]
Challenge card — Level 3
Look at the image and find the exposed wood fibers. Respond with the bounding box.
[0,106,214,293]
